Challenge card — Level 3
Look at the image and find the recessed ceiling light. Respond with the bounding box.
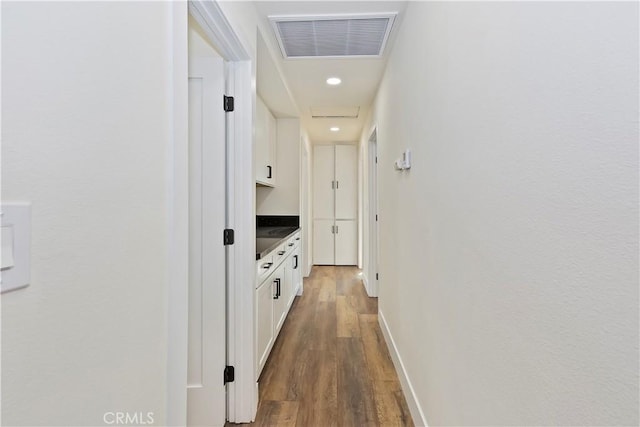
[330,127,340,132]
[326,77,342,86]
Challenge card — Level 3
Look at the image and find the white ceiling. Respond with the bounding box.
[253,1,408,143]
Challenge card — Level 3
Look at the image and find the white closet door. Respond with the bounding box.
[335,144,358,219]
[335,219,358,265]
[313,145,335,219]
[187,57,226,427]
[313,219,335,265]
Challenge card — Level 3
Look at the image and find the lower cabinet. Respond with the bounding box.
[291,246,302,297]
[313,219,357,265]
[273,262,289,334]
[256,274,275,373]
[255,232,302,377]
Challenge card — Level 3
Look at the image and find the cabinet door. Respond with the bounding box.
[313,145,335,219]
[273,264,288,334]
[335,219,357,266]
[256,276,275,376]
[313,219,335,265]
[335,144,358,219]
[267,108,277,185]
[291,247,302,299]
[255,96,275,186]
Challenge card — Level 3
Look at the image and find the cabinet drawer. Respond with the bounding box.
[272,242,288,266]
[287,232,301,249]
[256,254,274,286]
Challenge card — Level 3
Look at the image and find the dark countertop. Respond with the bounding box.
[256,227,300,260]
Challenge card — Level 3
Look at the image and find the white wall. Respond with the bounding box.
[362,2,639,425]
[189,15,222,58]
[256,119,300,215]
[1,2,174,425]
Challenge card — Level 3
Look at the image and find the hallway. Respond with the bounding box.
[244,266,413,426]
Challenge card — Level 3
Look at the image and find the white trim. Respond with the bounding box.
[167,1,189,425]
[378,310,429,427]
[189,1,249,61]
[224,59,258,423]
[182,1,257,424]
[365,126,379,297]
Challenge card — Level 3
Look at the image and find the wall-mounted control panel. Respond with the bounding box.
[1,202,31,293]
[394,149,411,170]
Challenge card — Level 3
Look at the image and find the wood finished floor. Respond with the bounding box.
[232,266,414,427]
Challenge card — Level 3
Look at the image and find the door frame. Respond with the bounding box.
[168,1,256,424]
[367,127,379,297]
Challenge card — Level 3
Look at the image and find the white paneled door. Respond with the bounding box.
[313,219,335,265]
[313,145,335,220]
[335,145,358,220]
[187,57,226,427]
[335,219,358,265]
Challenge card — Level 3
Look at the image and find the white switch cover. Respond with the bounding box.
[1,226,16,269]
[1,202,31,293]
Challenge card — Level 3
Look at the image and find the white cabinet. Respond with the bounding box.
[256,275,275,374]
[273,263,288,335]
[291,245,302,297]
[255,96,276,186]
[313,219,335,265]
[312,144,357,265]
[255,231,301,377]
[335,145,358,219]
[312,145,335,219]
[335,219,358,265]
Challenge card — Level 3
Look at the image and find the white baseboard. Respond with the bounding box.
[362,274,369,294]
[378,310,429,427]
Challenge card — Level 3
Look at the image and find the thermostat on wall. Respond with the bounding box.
[1,202,31,293]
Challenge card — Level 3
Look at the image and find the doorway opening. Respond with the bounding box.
[168,2,255,425]
[367,128,379,297]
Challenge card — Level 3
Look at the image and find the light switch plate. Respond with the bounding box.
[1,202,31,293]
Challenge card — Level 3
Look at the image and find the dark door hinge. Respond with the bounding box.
[224,365,235,384]
[375,156,378,164]
[223,95,234,112]
[223,229,235,245]
[375,214,378,221]
[376,273,379,280]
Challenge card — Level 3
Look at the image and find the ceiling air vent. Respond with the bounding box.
[270,13,397,59]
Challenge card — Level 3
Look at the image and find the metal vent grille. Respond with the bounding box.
[270,14,396,59]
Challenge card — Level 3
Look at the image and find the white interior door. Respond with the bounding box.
[335,145,358,220]
[313,219,335,265]
[313,145,335,220]
[368,133,379,296]
[187,57,226,427]
[335,219,358,265]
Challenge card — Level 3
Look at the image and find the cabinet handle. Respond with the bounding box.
[267,165,272,179]
[295,237,300,241]
[278,250,285,256]
[336,180,339,189]
[293,255,298,269]
[288,243,294,247]
[273,278,280,299]
[261,262,273,269]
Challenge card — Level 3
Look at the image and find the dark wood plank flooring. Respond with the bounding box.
[232,266,414,427]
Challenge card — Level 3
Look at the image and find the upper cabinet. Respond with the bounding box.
[255,96,276,186]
